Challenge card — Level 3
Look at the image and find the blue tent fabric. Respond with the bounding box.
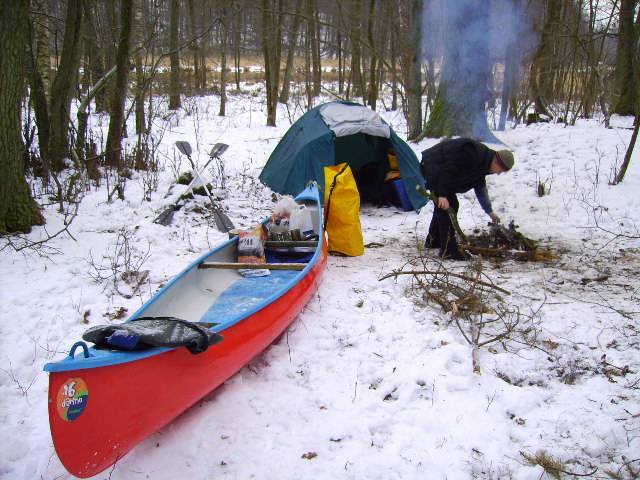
[259,102,427,211]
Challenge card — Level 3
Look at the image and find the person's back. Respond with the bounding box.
[420,138,494,196]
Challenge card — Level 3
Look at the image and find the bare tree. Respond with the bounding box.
[169,0,181,110]
[31,0,52,101]
[261,0,284,126]
[105,0,134,170]
[0,0,44,233]
[528,0,562,120]
[400,0,422,139]
[614,0,638,115]
[308,0,322,97]
[279,0,304,103]
[219,10,228,116]
[133,0,146,135]
[48,0,83,171]
[613,115,639,184]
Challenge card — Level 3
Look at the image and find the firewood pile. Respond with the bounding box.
[462,221,553,262]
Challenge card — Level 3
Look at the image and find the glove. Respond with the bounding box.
[489,212,501,224]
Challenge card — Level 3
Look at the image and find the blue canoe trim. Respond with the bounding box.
[44,185,324,373]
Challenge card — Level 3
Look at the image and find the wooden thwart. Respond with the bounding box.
[264,240,318,248]
[198,262,307,271]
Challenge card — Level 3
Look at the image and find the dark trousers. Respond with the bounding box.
[425,194,460,257]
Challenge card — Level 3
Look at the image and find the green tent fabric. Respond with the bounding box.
[259,102,427,211]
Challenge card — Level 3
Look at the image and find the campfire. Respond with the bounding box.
[463,221,553,262]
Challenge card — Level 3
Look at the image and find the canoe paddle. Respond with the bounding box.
[154,142,234,233]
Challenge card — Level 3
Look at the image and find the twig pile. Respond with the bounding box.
[381,256,535,374]
[463,221,554,262]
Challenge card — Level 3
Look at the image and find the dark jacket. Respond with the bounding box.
[420,138,496,211]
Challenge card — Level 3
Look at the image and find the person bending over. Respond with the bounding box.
[420,138,515,260]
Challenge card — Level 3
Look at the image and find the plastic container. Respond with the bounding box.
[289,204,314,238]
[392,179,412,211]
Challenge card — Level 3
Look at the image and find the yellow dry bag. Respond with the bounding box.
[323,163,364,256]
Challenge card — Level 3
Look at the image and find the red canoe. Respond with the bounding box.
[44,185,327,477]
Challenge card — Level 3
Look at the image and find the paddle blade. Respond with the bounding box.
[211,205,235,232]
[175,141,192,157]
[209,143,229,158]
[153,205,176,226]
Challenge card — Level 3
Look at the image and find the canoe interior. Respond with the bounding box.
[44,196,322,373]
[138,200,321,327]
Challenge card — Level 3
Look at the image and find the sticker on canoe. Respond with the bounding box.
[56,378,89,421]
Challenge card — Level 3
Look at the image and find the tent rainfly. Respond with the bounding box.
[259,102,427,211]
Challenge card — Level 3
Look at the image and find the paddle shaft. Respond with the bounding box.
[185,154,235,233]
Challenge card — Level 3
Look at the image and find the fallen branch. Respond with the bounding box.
[416,185,468,244]
[379,269,511,295]
[462,245,554,262]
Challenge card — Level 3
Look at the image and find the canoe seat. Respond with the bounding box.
[199,270,299,323]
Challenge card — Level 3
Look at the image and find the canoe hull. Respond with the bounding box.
[48,243,326,478]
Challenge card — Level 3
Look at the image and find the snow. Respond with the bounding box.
[1,91,638,479]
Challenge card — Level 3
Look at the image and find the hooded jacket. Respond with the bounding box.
[420,138,496,213]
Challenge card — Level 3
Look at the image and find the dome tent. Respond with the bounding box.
[259,102,427,211]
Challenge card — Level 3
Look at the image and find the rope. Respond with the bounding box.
[323,163,350,231]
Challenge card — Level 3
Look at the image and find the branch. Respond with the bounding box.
[416,185,468,244]
[379,269,511,295]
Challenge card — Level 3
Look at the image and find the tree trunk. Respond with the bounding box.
[219,22,227,116]
[349,0,364,99]
[499,0,524,131]
[613,115,639,184]
[279,0,304,103]
[134,0,145,135]
[404,0,422,140]
[234,10,242,91]
[26,12,51,172]
[168,0,181,110]
[529,0,562,119]
[84,5,107,113]
[48,0,83,171]
[337,30,344,94]
[187,0,201,92]
[366,0,378,110]
[0,0,44,233]
[261,0,283,126]
[499,43,518,131]
[614,0,637,115]
[105,0,134,169]
[310,0,321,97]
[424,1,497,142]
[390,10,398,111]
[305,18,313,108]
[31,0,52,101]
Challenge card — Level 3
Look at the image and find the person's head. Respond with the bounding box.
[489,150,515,175]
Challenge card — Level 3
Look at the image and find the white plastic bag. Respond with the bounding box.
[273,196,298,220]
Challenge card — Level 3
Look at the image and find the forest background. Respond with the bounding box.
[1,0,638,235]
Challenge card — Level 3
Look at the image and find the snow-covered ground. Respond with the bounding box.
[1,92,638,479]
